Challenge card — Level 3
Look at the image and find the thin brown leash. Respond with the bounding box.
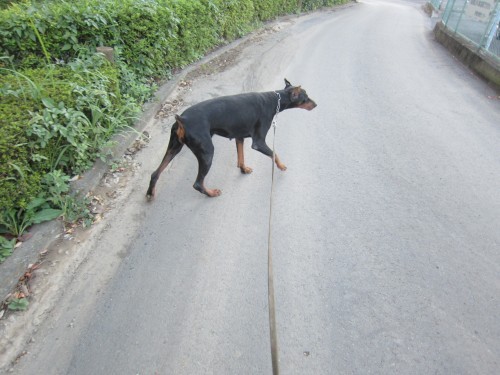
[267,92,281,375]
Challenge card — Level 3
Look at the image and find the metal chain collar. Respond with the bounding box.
[272,91,281,128]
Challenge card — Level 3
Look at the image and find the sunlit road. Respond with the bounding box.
[13,0,499,374]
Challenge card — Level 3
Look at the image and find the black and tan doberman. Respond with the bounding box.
[146,79,317,199]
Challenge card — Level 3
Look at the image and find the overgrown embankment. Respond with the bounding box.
[0,0,347,261]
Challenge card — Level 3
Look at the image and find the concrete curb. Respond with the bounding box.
[433,21,500,93]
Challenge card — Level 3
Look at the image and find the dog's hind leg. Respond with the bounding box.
[146,123,185,200]
[190,140,221,197]
[236,138,253,174]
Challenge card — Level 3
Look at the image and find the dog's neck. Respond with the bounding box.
[273,89,292,112]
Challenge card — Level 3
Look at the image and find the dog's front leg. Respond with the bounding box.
[236,138,253,174]
[251,140,287,171]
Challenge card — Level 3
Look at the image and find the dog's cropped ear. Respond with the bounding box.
[290,86,302,101]
[284,78,292,89]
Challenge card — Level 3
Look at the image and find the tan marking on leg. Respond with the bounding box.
[274,154,287,171]
[236,140,253,174]
[176,122,185,143]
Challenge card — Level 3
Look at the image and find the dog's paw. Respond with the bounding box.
[206,188,222,197]
[146,190,155,201]
[240,166,253,174]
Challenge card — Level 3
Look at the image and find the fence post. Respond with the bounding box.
[442,0,456,25]
[454,0,468,33]
[480,3,500,51]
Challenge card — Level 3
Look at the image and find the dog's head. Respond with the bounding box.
[284,78,317,111]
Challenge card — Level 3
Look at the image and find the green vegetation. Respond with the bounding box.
[0,0,348,260]
[7,297,29,311]
[0,235,15,262]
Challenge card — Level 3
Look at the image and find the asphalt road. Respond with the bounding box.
[11,0,500,374]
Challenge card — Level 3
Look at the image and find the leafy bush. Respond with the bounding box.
[0,196,62,237]
[253,0,299,21]
[0,0,349,78]
[168,0,219,67]
[108,0,177,77]
[27,56,138,174]
[0,0,174,76]
[217,0,255,40]
[0,55,137,214]
[0,66,63,211]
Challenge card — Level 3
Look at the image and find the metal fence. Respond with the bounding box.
[431,0,500,60]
